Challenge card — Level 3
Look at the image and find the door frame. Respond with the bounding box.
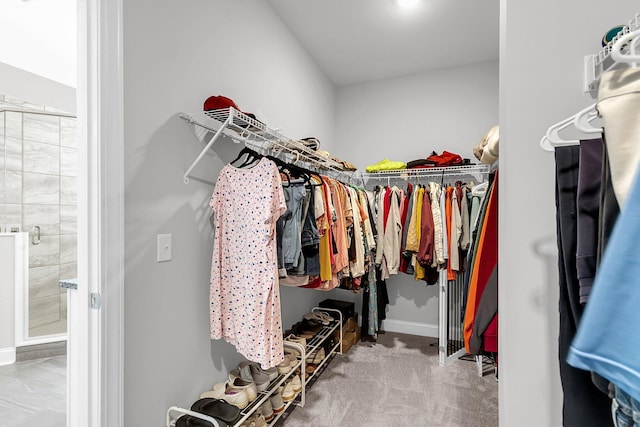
[70,0,124,426]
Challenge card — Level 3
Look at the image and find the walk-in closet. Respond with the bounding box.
[3,1,640,426]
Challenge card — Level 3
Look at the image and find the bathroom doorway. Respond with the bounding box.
[0,96,78,344]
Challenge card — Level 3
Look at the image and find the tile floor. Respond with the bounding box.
[0,356,66,427]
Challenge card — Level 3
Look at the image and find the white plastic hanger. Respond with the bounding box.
[539,103,602,151]
[611,29,640,66]
[573,103,602,134]
[471,182,488,196]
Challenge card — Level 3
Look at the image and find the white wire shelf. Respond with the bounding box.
[180,108,353,184]
[584,13,640,97]
[356,164,491,185]
[180,108,491,185]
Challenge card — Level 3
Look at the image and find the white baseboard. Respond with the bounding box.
[0,347,16,366]
[382,319,438,338]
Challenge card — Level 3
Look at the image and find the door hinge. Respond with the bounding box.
[90,292,102,310]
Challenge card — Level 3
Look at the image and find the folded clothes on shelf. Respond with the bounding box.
[426,150,464,167]
[365,158,407,172]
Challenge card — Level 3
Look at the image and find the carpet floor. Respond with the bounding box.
[278,332,498,427]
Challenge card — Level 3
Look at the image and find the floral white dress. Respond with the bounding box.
[209,157,286,369]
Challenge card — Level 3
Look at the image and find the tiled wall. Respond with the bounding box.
[0,95,77,337]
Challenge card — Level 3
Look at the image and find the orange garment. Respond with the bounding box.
[327,180,349,274]
[463,178,498,352]
[445,187,455,281]
[318,180,333,281]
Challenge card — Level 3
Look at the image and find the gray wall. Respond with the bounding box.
[499,2,638,425]
[122,1,357,425]
[333,61,499,332]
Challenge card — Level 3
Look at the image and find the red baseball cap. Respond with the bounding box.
[203,95,257,121]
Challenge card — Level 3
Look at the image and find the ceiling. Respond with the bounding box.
[267,0,499,86]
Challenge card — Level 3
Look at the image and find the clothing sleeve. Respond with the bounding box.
[430,183,445,267]
[460,187,470,251]
[267,167,287,224]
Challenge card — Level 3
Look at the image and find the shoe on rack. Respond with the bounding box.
[244,414,267,427]
[304,311,329,326]
[296,331,315,340]
[230,377,257,402]
[200,382,249,410]
[243,413,267,427]
[305,363,317,375]
[229,363,253,383]
[189,398,241,426]
[314,311,334,324]
[269,392,285,413]
[259,399,274,422]
[285,333,307,349]
[281,381,296,402]
[236,362,271,392]
[285,350,300,366]
[277,354,292,375]
[305,351,316,364]
[304,312,330,326]
[313,348,326,364]
[290,374,302,393]
[241,361,278,383]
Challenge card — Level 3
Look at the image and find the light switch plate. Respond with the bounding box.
[157,234,172,262]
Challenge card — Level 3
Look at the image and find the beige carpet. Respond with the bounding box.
[279,332,498,427]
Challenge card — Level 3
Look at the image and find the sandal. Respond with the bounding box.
[189,398,241,425]
[304,312,330,326]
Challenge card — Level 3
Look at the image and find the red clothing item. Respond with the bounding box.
[383,186,392,231]
[427,150,463,167]
[417,187,435,266]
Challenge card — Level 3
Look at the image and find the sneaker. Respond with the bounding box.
[281,381,296,402]
[285,334,307,349]
[277,354,292,375]
[259,399,274,422]
[229,364,253,383]
[236,362,271,392]
[242,361,278,382]
[230,377,257,402]
[269,392,285,413]
[200,382,249,409]
[285,350,299,367]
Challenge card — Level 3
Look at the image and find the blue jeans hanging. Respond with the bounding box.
[613,385,640,427]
